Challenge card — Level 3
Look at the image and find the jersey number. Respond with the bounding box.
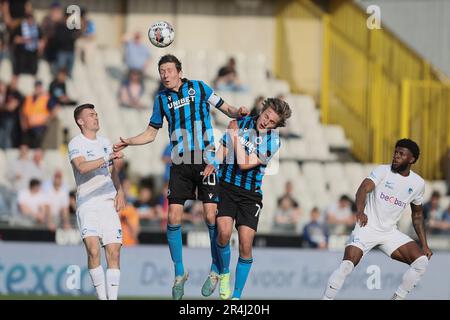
[255,204,261,217]
[202,173,216,186]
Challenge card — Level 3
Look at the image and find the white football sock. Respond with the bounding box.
[322,260,354,300]
[89,266,107,300]
[393,255,428,300]
[106,269,121,300]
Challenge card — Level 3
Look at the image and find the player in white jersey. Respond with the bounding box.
[68,104,126,300]
[322,139,433,300]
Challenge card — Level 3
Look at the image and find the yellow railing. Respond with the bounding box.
[320,1,450,179]
[276,0,449,179]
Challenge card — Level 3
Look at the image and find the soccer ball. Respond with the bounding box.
[148,21,175,48]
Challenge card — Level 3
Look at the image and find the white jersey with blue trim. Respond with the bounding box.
[365,164,425,232]
[68,134,117,207]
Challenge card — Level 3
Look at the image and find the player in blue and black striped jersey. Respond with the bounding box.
[203,97,292,300]
[113,54,249,300]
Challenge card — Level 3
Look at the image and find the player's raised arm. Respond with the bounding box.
[218,101,249,119]
[113,125,159,152]
[71,153,123,175]
[411,203,433,259]
[354,178,375,227]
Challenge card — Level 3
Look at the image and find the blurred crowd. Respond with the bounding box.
[1,1,449,249]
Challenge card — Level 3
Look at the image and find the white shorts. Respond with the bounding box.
[346,225,413,257]
[76,199,122,246]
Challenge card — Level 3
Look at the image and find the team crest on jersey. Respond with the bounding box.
[408,187,413,194]
[385,181,394,190]
[255,137,263,145]
[188,88,196,96]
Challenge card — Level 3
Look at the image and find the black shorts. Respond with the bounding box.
[217,181,263,231]
[168,163,219,205]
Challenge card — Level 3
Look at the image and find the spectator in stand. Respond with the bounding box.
[440,204,450,234]
[77,7,96,65]
[133,183,162,229]
[123,31,151,75]
[1,0,32,31]
[303,207,329,249]
[0,78,24,148]
[8,144,30,191]
[0,15,6,64]
[423,190,449,234]
[214,57,248,92]
[41,1,63,65]
[272,181,302,233]
[20,80,50,148]
[8,145,45,193]
[68,190,77,225]
[273,195,302,233]
[325,194,355,235]
[44,170,71,229]
[118,69,145,109]
[10,13,44,82]
[51,11,80,77]
[28,148,45,181]
[18,178,54,229]
[119,204,140,246]
[49,68,77,108]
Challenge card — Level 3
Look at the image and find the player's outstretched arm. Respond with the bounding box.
[354,178,375,227]
[411,203,433,259]
[113,126,159,152]
[218,102,249,119]
[72,153,124,175]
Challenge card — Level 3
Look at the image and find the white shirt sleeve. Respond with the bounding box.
[17,190,27,204]
[68,138,83,161]
[367,165,389,186]
[412,181,425,205]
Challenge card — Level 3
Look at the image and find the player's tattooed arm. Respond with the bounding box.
[114,126,159,151]
[354,178,375,227]
[218,102,249,119]
[411,203,433,259]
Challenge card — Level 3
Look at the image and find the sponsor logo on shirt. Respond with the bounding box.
[380,192,407,209]
[408,187,413,194]
[168,96,195,110]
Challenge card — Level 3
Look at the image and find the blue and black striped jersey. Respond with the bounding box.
[219,116,281,195]
[149,78,224,157]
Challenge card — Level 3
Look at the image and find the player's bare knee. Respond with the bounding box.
[217,232,231,246]
[106,248,120,264]
[239,241,252,258]
[411,255,428,275]
[87,247,100,262]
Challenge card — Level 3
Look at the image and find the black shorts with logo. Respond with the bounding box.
[217,181,263,231]
[168,163,219,205]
